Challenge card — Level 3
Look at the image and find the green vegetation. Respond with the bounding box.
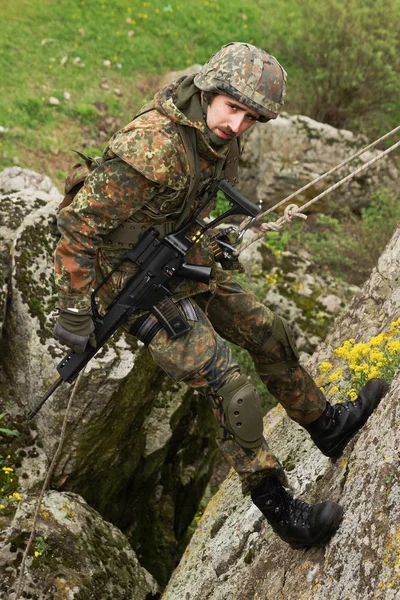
[34,535,50,558]
[1,0,399,186]
[0,413,18,439]
[275,0,400,134]
[283,188,400,286]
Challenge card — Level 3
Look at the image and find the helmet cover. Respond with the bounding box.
[194,42,287,121]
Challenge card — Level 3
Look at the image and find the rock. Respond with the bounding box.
[239,114,398,216]
[0,491,158,599]
[0,167,58,196]
[159,64,202,87]
[240,238,356,356]
[162,226,400,600]
[0,168,60,339]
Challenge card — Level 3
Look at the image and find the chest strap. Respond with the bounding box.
[103,219,176,248]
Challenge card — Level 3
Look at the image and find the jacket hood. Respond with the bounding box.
[153,76,230,162]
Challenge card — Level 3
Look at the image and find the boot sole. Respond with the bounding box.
[289,504,343,550]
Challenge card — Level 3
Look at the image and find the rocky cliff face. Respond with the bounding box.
[162,225,400,600]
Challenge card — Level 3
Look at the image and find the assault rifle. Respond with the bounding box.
[28,180,260,419]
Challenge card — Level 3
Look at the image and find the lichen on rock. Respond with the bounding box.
[1,491,158,600]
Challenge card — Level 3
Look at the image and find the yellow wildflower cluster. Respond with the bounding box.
[264,273,279,287]
[0,462,22,511]
[34,535,49,559]
[318,319,400,403]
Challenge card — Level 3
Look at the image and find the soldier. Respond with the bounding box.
[53,42,387,549]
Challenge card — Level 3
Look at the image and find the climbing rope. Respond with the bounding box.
[238,126,400,253]
[15,370,85,599]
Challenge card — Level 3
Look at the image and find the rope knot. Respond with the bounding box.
[283,204,307,223]
[260,221,282,233]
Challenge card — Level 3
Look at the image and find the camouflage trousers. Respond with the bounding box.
[148,269,326,492]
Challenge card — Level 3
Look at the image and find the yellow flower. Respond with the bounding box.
[329,371,342,383]
[348,389,358,400]
[387,340,400,354]
[349,343,370,360]
[0,504,5,509]
[319,361,333,374]
[334,347,346,358]
[34,551,41,557]
[329,385,339,394]
[12,492,22,501]
[334,340,355,358]
[369,334,385,347]
[368,366,381,379]
[389,318,400,331]
[369,350,385,363]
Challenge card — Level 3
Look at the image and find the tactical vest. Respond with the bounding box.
[58,102,240,248]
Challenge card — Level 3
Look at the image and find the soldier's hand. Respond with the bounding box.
[54,308,96,353]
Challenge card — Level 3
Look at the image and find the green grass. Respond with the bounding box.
[1,0,399,186]
[0,0,290,183]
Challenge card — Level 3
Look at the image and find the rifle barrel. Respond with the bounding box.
[27,377,63,420]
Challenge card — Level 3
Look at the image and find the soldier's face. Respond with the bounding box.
[205,94,260,139]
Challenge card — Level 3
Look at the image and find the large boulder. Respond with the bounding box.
[239,114,398,215]
[0,167,59,337]
[162,225,400,600]
[1,491,158,599]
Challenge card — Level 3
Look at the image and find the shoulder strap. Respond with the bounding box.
[174,125,202,228]
[223,139,240,185]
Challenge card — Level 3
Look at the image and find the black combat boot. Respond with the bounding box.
[250,476,342,549]
[304,378,388,458]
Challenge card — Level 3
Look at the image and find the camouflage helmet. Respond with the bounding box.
[194,42,287,122]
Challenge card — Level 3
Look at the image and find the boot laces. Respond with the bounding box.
[273,489,312,527]
[287,496,312,526]
[331,398,358,424]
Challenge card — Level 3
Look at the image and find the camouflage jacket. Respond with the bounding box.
[55,79,243,313]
